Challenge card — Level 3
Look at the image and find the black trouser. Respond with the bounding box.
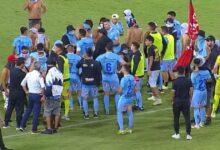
[0,128,5,149]
[173,101,191,135]
[4,91,26,127]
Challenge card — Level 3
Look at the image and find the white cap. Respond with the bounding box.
[124,9,132,16]
[112,14,119,19]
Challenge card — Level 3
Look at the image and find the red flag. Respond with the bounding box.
[173,0,199,70]
[187,0,199,40]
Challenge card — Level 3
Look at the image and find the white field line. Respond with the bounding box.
[3,107,171,139]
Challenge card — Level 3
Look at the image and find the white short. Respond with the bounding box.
[148,70,160,88]
[145,58,148,71]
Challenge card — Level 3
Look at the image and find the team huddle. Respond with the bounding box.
[1,5,220,141]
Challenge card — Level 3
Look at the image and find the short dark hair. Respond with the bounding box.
[79,29,86,37]
[99,17,107,24]
[148,22,157,30]
[105,42,113,51]
[16,57,25,66]
[131,42,140,49]
[21,46,28,50]
[20,26,28,34]
[161,26,169,33]
[84,19,93,28]
[122,64,130,73]
[177,66,185,75]
[194,58,201,66]
[86,48,93,57]
[167,11,176,17]
[38,28,45,33]
[55,43,64,51]
[37,43,44,51]
[103,18,110,23]
[145,35,154,43]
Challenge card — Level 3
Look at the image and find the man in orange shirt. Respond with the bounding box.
[24,0,47,28]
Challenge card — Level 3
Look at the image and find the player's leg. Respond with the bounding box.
[212,80,220,118]
[172,103,181,139]
[161,60,169,89]
[126,101,133,133]
[117,97,125,134]
[81,85,89,119]
[69,81,74,111]
[91,86,99,118]
[199,92,207,127]
[135,77,144,110]
[77,80,82,109]
[62,81,70,120]
[182,102,191,137]
[191,91,200,128]
[103,81,110,114]
[149,71,162,105]
[111,80,120,110]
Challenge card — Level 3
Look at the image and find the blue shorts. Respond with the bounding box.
[81,85,98,99]
[161,60,175,72]
[191,90,207,108]
[102,80,119,93]
[117,96,132,112]
[69,78,81,92]
[135,77,143,91]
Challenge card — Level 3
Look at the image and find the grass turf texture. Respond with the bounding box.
[0,0,220,150]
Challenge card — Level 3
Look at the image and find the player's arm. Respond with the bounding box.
[212,58,220,74]
[41,0,47,13]
[1,69,9,96]
[161,36,168,59]
[24,0,30,10]
[57,57,64,73]
[21,75,28,94]
[148,56,153,75]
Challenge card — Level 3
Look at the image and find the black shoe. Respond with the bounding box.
[53,128,58,134]
[205,118,212,126]
[41,129,53,135]
[139,107,144,111]
[84,114,89,120]
[93,113,99,119]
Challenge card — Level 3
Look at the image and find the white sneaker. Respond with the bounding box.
[186,134,192,140]
[171,133,180,139]
[162,85,168,90]
[153,99,162,106]
[199,122,204,128]
[211,112,216,118]
[148,96,156,101]
[3,126,10,129]
[62,115,70,121]
[191,124,200,129]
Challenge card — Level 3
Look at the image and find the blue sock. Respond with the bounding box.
[77,96,82,108]
[136,91,143,108]
[115,94,120,109]
[69,96,74,109]
[93,98,99,114]
[127,111,133,129]
[83,100,88,115]
[200,107,206,123]
[104,95,109,113]
[159,73,163,90]
[194,109,200,125]
[117,111,123,130]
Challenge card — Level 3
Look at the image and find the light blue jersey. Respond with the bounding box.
[76,37,94,57]
[65,33,77,45]
[191,70,211,91]
[111,22,124,36]
[107,28,121,54]
[96,52,122,81]
[13,36,32,55]
[174,20,181,40]
[120,75,135,99]
[67,53,81,80]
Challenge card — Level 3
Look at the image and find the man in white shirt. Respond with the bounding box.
[19,62,45,134]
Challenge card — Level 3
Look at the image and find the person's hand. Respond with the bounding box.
[41,95,45,102]
[148,71,152,76]
[5,91,9,97]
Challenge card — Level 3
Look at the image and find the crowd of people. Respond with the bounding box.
[1,0,220,149]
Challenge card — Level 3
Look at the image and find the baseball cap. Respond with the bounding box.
[206,35,215,41]
[124,9,132,16]
[66,25,75,32]
[112,14,119,19]
[7,55,17,62]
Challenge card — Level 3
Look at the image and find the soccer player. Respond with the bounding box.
[111,14,124,36]
[76,29,94,57]
[171,66,192,140]
[117,64,135,134]
[211,55,220,118]
[67,44,82,110]
[145,36,162,105]
[160,26,175,89]
[77,48,101,119]
[13,26,32,55]
[61,25,77,49]
[167,11,182,59]
[130,42,145,110]
[195,30,207,58]
[191,58,211,128]
[96,42,125,114]
[103,18,121,54]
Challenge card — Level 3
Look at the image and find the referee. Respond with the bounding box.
[171,66,192,140]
